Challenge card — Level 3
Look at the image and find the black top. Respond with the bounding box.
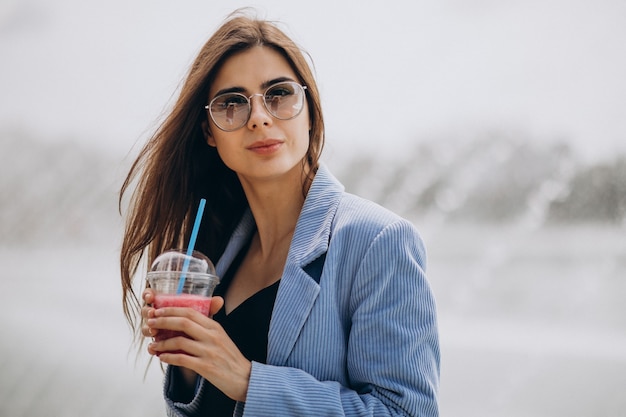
[201,239,280,416]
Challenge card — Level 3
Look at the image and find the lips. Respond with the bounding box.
[247,139,284,154]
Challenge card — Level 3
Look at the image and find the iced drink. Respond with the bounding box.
[147,249,220,353]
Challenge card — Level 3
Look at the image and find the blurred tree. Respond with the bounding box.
[548,157,626,223]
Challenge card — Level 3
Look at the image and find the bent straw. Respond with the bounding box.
[177,198,207,294]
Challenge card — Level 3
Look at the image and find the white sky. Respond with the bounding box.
[1,0,625,162]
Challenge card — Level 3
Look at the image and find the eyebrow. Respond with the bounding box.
[212,76,297,98]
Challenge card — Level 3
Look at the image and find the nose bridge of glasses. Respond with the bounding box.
[247,93,273,118]
[248,92,265,100]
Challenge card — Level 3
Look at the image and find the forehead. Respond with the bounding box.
[210,46,298,95]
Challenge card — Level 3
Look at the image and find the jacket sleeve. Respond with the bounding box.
[162,368,204,417]
[240,219,440,416]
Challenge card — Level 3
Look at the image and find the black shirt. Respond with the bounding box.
[202,240,280,416]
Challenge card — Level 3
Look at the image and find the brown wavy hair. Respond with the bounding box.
[119,11,325,331]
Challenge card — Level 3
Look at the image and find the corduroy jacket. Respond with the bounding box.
[165,164,440,416]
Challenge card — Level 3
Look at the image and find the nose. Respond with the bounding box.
[247,94,272,130]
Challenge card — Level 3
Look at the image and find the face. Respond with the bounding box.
[204,46,311,185]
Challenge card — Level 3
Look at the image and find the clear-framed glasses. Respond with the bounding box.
[205,81,307,132]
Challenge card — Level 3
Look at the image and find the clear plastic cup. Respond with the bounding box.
[147,250,220,347]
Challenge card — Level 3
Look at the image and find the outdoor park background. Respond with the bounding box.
[1,1,625,416]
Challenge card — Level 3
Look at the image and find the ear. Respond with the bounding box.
[202,120,216,147]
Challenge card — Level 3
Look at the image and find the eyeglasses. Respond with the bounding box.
[205,81,307,132]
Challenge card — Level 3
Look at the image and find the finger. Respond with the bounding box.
[154,306,211,322]
[142,323,157,338]
[150,335,197,357]
[141,304,155,319]
[143,288,156,305]
[147,315,208,340]
[148,339,162,355]
[209,296,224,317]
[149,313,224,347]
[156,348,202,370]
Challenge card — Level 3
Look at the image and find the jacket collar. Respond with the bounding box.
[287,163,344,267]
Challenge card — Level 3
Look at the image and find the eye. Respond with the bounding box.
[266,83,296,99]
[213,93,248,109]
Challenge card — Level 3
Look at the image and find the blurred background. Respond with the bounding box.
[1,0,625,416]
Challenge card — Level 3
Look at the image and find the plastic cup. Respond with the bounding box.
[147,250,220,350]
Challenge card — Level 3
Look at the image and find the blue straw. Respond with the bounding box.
[176,198,207,294]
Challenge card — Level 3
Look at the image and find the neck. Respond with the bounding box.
[238,166,311,258]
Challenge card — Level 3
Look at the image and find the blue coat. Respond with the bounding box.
[165,164,440,416]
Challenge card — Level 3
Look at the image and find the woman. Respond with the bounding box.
[120,11,440,417]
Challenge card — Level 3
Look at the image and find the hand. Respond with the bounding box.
[144,292,251,402]
[141,289,224,338]
[141,290,228,389]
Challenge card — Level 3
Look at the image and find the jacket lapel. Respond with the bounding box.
[267,165,344,366]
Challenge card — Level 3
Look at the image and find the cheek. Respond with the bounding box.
[210,135,240,168]
[296,107,312,144]
[291,120,311,155]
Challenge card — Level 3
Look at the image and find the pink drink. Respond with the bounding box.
[153,293,212,349]
[147,250,219,354]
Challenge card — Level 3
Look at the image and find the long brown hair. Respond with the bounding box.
[119,11,325,330]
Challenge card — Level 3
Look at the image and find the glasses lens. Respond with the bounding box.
[264,82,305,120]
[209,93,250,131]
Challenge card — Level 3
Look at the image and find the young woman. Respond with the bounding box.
[120,11,440,417]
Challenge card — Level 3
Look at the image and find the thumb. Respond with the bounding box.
[209,296,224,317]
